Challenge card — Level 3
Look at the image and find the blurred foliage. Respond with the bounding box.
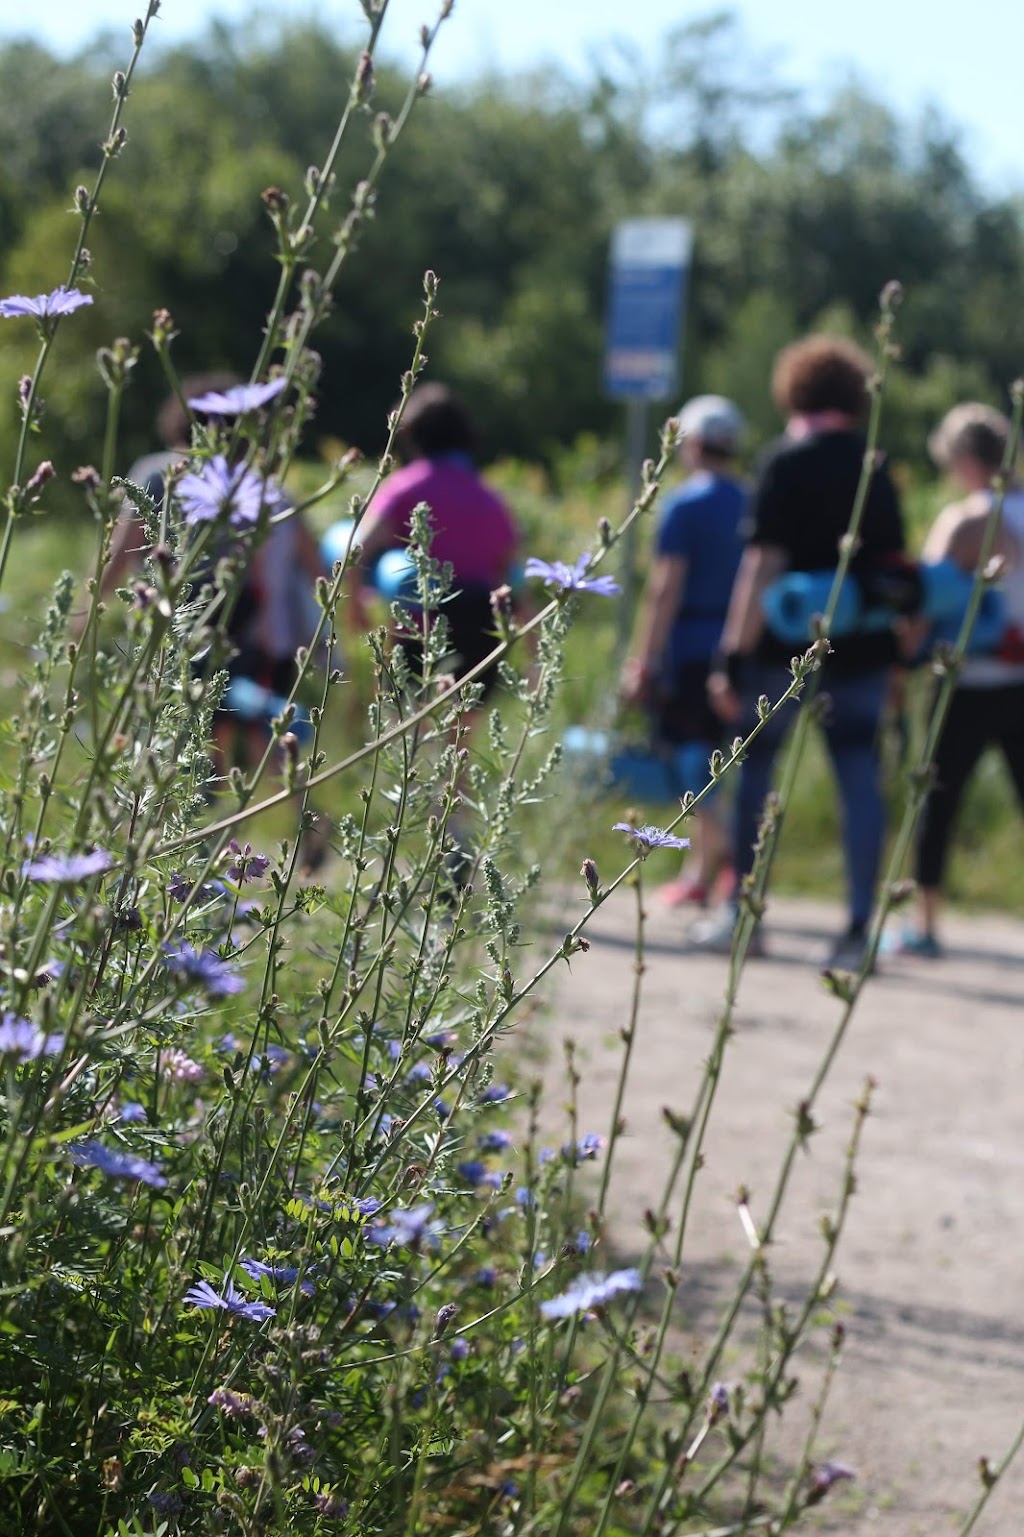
[1,11,1022,494]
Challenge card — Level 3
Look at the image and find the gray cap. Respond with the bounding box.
[677,394,744,452]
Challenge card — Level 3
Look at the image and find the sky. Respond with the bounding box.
[4,0,1023,190]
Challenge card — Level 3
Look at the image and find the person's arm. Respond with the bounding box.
[100,513,148,599]
[340,493,402,634]
[706,449,791,721]
[706,544,787,721]
[718,544,787,655]
[924,497,993,572]
[621,554,687,702]
[294,510,329,583]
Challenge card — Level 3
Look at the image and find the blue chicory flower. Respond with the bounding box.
[208,1387,259,1418]
[479,1129,513,1152]
[809,1461,856,1501]
[449,1337,470,1361]
[0,286,93,320]
[313,1492,350,1520]
[612,822,690,852]
[240,1257,315,1296]
[23,848,112,883]
[161,942,244,996]
[524,554,621,597]
[183,1275,276,1322]
[226,839,270,882]
[352,1195,382,1216]
[367,1203,443,1249]
[480,1083,511,1104]
[456,1160,490,1186]
[0,1013,64,1061]
[188,377,287,415]
[257,1043,291,1078]
[167,872,227,903]
[540,1268,643,1320]
[176,454,284,529]
[70,1140,168,1189]
[119,1101,148,1123]
[563,1132,605,1165]
[148,1493,183,1516]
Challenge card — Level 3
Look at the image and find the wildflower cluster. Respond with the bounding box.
[0,7,879,1535]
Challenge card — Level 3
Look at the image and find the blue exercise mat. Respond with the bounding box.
[763,560,1006,655]
[321,519,526,606]
[224,676,314,744]
[562,726,719,803]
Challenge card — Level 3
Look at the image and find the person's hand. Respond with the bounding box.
[885,665,908,716]
[68,607,91,643]
[707,669,741,723]
[620,657,652,706]
[893,615,929,662]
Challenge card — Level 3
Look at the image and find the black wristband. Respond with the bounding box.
[712,650,744,689]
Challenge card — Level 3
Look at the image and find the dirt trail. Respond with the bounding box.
[541,890,1024,1535]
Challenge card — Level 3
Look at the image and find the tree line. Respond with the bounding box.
[0,11,1021,489]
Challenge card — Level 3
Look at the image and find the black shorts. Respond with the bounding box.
[229,646,298,699]
[396,587,501,700]
[652,660,722,747]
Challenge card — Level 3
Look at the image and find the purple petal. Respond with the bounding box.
[188,378,288,415]
[0,1013,64,1061]
[23,848,112,883]
[0,286,93,319]
[184,1280,227,1310]
[70,1140,167,1189]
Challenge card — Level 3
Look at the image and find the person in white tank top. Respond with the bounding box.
[889,403,1024,957]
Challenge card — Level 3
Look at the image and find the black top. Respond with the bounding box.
[747,429,906,673]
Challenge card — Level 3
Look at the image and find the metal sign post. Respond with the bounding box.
[603,218,693,651]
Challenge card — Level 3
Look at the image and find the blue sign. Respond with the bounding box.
[604,219,693,402]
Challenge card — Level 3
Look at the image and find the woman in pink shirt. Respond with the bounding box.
[351,383,522,699]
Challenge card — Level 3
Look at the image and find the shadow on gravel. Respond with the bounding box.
[613,1254,1024,1380]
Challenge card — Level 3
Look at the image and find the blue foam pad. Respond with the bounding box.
[374,548,420,603]
[763,560,1008,655]
[224,676,313,743]
[563,726,683,802]
[321,518,357,570]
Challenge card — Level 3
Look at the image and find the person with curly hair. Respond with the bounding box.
[693,335,907,970]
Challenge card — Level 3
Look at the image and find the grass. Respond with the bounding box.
[2,452,1021,917]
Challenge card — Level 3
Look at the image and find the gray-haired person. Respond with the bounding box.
[890,403,1024,957]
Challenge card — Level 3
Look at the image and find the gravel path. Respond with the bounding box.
[541,889,1024,1535]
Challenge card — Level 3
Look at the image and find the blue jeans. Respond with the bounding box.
[735,663,889,928]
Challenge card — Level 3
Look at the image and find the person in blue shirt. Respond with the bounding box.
[621,395,747,905]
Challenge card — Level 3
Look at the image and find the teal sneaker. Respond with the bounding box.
[883,927,943,959]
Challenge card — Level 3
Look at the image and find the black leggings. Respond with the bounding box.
[916,681,1024,888]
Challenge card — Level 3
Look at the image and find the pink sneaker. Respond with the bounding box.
[657,876,709,908]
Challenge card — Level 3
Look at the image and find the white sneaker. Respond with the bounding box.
[689,904,765,958]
